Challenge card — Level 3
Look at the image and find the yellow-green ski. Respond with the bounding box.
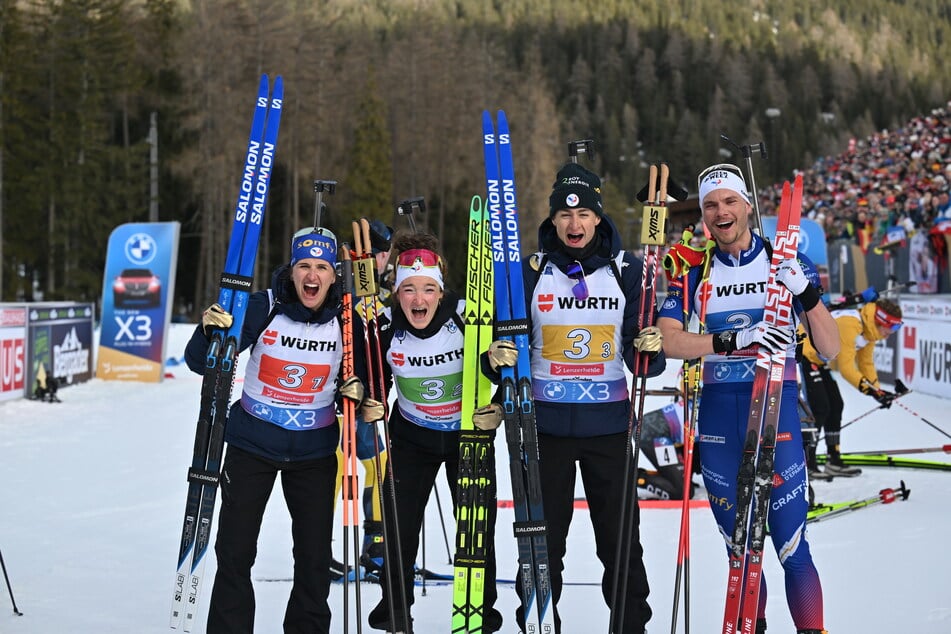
[452,195,494,633]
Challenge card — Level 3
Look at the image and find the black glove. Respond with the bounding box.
[894,379,910,395]
[859,377,896,408]
[873,390,896,408]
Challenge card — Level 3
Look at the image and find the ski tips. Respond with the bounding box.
[256,73,284,91]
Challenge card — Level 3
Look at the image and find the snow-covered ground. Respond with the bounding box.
[1,323,948,633]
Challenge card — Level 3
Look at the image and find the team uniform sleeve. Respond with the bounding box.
[792,251,823,316]
[657,264,701,323]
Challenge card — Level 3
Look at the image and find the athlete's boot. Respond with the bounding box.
[824,450,862,477]
[808,445,834,481]
[360,520,386,573]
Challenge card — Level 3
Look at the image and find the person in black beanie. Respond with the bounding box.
[499,161,666,633]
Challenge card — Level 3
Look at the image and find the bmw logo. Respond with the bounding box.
[125,233,158,265]
[714,363,731,381]
[543,382,567,400]
[252,404,274,420]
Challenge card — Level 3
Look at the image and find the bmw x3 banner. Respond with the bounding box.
[97,222,180,382]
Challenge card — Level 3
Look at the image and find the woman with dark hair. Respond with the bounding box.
[184,226,369,634]
[366,231,507,634]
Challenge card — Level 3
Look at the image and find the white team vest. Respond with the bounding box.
[530,254,629,404]
[240,312,343,430]
[699,249,797,385]
[386,300,465,431]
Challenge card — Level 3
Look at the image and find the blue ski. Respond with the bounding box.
[170,74,284,632]
[483,109,555,634]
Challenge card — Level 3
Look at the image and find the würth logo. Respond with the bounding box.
[537,293,554,313]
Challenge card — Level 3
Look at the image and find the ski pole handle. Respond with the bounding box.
[879,480,911,504]
[312,179,337,228]
[397,196,425,233]
[567,139,595,163]
[640,164,668,247]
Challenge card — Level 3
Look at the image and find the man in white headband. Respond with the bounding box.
[656,163,840,634]
[697,165,752,207]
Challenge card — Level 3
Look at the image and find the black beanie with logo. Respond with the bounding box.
[548,162,603,217]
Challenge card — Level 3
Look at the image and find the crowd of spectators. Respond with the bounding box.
[759,101,951,253]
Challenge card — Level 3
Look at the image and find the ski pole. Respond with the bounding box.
[808,481,910,524]
[670,237,713,634]
[611,163,668,633]
[339,245,364,634]
[835,390,915,438]
[831,404,882,436]
[311,180,336,228]
[396,196,425,234]
[831,393,908,438]
[719,134,767,236]
[0,546,22,616]
[842,444,951,456]
[894,401,951,440]
[568,139,596,164]
[432,484,453,565]
[670,257,694,634]
[354,218,408,632]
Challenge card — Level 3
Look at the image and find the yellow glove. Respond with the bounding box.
[360,398,386,422]
[201,303,233,335]
[473,403,503,430]
[633,326,663,354]
[487,340,518,371]
[339,376,365,403]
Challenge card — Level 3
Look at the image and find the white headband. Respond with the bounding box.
[395,259,444,290]
[699,169,752,206]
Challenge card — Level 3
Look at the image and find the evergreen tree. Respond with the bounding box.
[339,70,394,237]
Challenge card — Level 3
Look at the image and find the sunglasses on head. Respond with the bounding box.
[697,163,745,190]
[566,261,589,300]
[874,307,903,332]
[293,226,337,243]
[397,248,441,268]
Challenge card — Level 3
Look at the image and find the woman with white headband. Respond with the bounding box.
[365,231,510,634]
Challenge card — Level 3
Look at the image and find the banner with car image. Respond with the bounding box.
[97,222,180,382]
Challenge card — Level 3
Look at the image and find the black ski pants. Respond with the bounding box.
[515,431,651,633]
[369,423,502,632]
[207,445,337,634]
[800,361,845,453]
